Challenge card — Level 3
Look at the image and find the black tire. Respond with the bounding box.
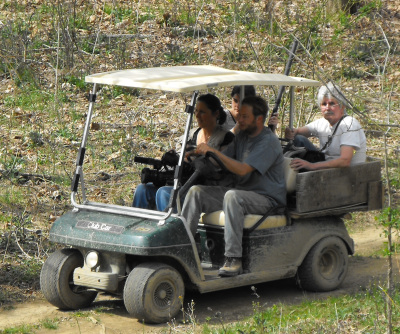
[40,249,97,310]
[123,262,185,324]
[297,236,349,292]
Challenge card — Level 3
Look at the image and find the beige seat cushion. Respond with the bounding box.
[284,157,297,194]
[200,210,286,230]
[198,157,293,231]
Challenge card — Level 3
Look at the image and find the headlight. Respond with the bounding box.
[85,251,99,269]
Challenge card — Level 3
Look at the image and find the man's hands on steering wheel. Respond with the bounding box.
[178,150,233,197]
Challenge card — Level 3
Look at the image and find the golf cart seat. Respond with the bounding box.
[199,157,296,230]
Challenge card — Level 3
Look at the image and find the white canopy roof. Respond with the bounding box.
[85,65,320,92]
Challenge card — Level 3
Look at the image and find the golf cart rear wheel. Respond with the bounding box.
[40,248,97,310]
[123,262,184,324]
[297,236,348,292]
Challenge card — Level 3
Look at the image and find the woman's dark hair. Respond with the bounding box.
[230,85,256,98]
[197,93,227,125]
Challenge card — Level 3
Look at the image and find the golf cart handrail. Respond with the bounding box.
[72,65,320,222]
[71,192,173,221]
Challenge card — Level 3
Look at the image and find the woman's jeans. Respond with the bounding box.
[132,184,179,212]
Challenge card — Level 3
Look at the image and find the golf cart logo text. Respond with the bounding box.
[76,220,125,234]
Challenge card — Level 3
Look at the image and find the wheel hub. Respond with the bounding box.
[319,250,338,278]
[158,289,167,299]
[154,282,173,307]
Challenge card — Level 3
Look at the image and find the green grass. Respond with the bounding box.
[40,318,59,330]
[0,317,60,333]
[199,285,400,333]
[0,324,33,334]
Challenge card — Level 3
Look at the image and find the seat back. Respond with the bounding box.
[283,157,297,194]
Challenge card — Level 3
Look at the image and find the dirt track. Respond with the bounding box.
[1,226,399,333]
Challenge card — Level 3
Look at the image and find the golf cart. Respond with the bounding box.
[40,65,383,324]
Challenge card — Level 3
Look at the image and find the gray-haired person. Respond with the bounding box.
[284,82,366,171]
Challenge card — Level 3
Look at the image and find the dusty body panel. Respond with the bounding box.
[292,160,382,214]
[49,210,203,283]
[193,215,354,293]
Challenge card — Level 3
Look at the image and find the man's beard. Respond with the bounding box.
[242,122,258,135]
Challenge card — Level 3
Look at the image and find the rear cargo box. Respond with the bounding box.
[289,160,382,217]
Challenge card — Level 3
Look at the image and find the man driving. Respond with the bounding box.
[181,95,286,277]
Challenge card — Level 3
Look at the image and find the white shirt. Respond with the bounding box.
[306,116,367,165]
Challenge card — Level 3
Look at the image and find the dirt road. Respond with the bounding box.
[0,226,398,333]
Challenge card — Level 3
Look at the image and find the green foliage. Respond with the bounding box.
[80,37,100,54]
[15,64,38,88]
[104,4,133,23]
[0,155,25,178]
[375,207,400,244]
[28,131,44,147]
[138,11,156,24]
[3,86,51,111]
[224,48,246,63]
[101,85,140,100]
[40,318,59,330]
[54,126,78,141]
[164,45,187,63]
[70,13,90,31]
[0,289,11,306]
[389,176,400,190]
[17,258,42,283]
[357,0,383,17]
[65,75,86,91]
[0,324,33,334]
[203,285,400,333]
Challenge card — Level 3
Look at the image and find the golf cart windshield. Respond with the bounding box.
[71,65,320,222]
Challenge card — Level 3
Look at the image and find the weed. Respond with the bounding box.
[375,207,400,255]
[0,156,25,177]
[65,75,86,91]
[54,126,78,141]
[40,317,59,330]
[201,285,400,333]
[0,324,33,334]
[357,0,383,17]
[28,131,44,147]
[0,289,11,306]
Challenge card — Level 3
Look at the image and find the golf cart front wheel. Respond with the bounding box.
[40,248,98,310]
[123,262,184,324]
[297,236,348,292]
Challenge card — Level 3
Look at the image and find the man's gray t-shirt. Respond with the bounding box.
[223,127,286,206]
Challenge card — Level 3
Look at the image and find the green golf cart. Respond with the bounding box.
[40,65,382,324]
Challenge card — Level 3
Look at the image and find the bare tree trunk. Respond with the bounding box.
[383,134,393,334]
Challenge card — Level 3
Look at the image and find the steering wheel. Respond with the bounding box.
[204,151,229,173]
[178,151,230,197]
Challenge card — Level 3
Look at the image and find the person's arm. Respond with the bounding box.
[290,145,355,171]
[267,113,279,134]
[284,126,311,140]
[231,122,240,135]
[219,132,235,151]
[195,143,254,176]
